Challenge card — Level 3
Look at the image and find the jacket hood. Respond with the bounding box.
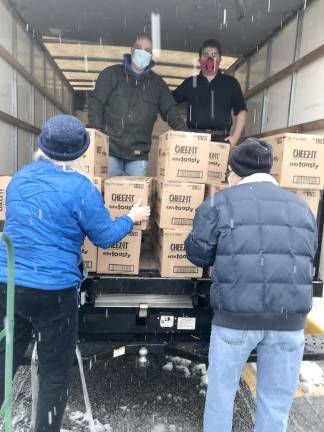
[122,53,155,77]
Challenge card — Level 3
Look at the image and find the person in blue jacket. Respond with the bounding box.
[185,138,318,432]
[0,115,150,432]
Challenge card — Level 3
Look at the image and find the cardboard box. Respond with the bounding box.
[92,177,104,194]
[104,177,153,230]
[97,230,142,275]
[81,237,98,272]
[208,142,230,183]
[155,180,205,229]
[288,189,321,218]
[82,129,109,177]
[157,131,210,183]
[266,133,324,189]
[157,229,203,278]
[205,183,228,198]
[0,176,11,221]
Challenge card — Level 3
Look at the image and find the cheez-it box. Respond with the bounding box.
[157,131,210,183]
[104,177,153,230]
[97,230,142,275]
[208,142,230,183]
[0,176,11,221]
[266,133,324,190]
[82,129,109,177]
[205,183,228,198]
[92,177,104,194]
[155,180,205,229]
[288,189,321,218]
[156,228,203,278]
[81,237,98,272]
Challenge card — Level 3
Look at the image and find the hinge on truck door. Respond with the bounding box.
[138,304,149,318]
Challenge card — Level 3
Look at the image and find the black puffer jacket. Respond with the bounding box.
[88,55,187,160]
[185,175,318,331]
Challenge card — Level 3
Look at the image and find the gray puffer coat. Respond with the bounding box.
[185,175,318,331]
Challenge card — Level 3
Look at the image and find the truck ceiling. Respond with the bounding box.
[10,0,306,91]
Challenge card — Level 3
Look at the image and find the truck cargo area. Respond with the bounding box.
[1,0,324,430]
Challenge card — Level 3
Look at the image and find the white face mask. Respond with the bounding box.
[132,49,152,69]
[228,171,235,187]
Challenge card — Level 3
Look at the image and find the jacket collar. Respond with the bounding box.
[198,70,222,83]
[122,54,155,78]
[238,173,278,186]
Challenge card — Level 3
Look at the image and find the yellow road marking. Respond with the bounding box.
[242,364,324,398]
[305,311,324,334]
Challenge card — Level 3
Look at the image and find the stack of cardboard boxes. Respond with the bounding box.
[155,131,226,278]
[205,141,230,198]
[266,133,324,217]
[1,130,323,280]
[78,129,109,272]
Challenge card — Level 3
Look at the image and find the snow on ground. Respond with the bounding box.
[250,359,324,394]
[6,354,254,432]
[163,356,208,390]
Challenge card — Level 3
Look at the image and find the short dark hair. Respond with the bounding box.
[134,34,152,45]
[199,39,222,57]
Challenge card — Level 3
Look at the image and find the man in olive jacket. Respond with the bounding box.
[88,35,187,176]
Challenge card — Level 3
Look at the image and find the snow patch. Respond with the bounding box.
[68,411,112,431]
[300,361,324,386]
[162,362,173,372]
[151,424,166,432]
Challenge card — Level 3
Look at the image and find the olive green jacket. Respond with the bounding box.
[88,60,187,160]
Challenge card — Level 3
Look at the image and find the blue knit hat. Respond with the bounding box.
[38,115,90,161]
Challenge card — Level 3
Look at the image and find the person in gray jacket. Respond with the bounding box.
[185,138,318,432]
[88,34,187,177]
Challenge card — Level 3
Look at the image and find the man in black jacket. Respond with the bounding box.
[88,35,186,177]
[185,139,318,432]
[173,39,247,147]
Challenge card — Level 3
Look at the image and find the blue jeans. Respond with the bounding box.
[204,325,304,432]
[109,156,148,177]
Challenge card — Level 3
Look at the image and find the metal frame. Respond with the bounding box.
[287,7,304,127]
[0,233,15,432]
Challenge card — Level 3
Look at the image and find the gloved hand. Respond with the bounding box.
[128,200,151,224]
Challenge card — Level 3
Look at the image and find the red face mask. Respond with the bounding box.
[199,57,221,75]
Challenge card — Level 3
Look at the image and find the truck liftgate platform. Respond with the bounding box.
[77,270,324,366]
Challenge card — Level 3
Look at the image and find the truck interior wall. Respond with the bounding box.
[233,0,324,283]
[234,0,324,138]
[0,0,74,176]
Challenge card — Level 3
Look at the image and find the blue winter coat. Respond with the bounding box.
[185,176,318,331]
[0,160,133,290]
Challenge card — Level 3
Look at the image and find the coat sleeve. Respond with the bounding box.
[172,79,189,104]
[185,197,221,268]
[88,67,115,130]
[76,179,133,249]
[159,79,188,131]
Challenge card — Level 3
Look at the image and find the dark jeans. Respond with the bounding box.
[0,284,78,432]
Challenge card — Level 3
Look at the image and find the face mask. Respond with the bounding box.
[228,171,234,187]
[132,49,152,70]
[199,57,221,75]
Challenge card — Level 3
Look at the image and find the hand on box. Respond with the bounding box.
[128,200,151,224]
